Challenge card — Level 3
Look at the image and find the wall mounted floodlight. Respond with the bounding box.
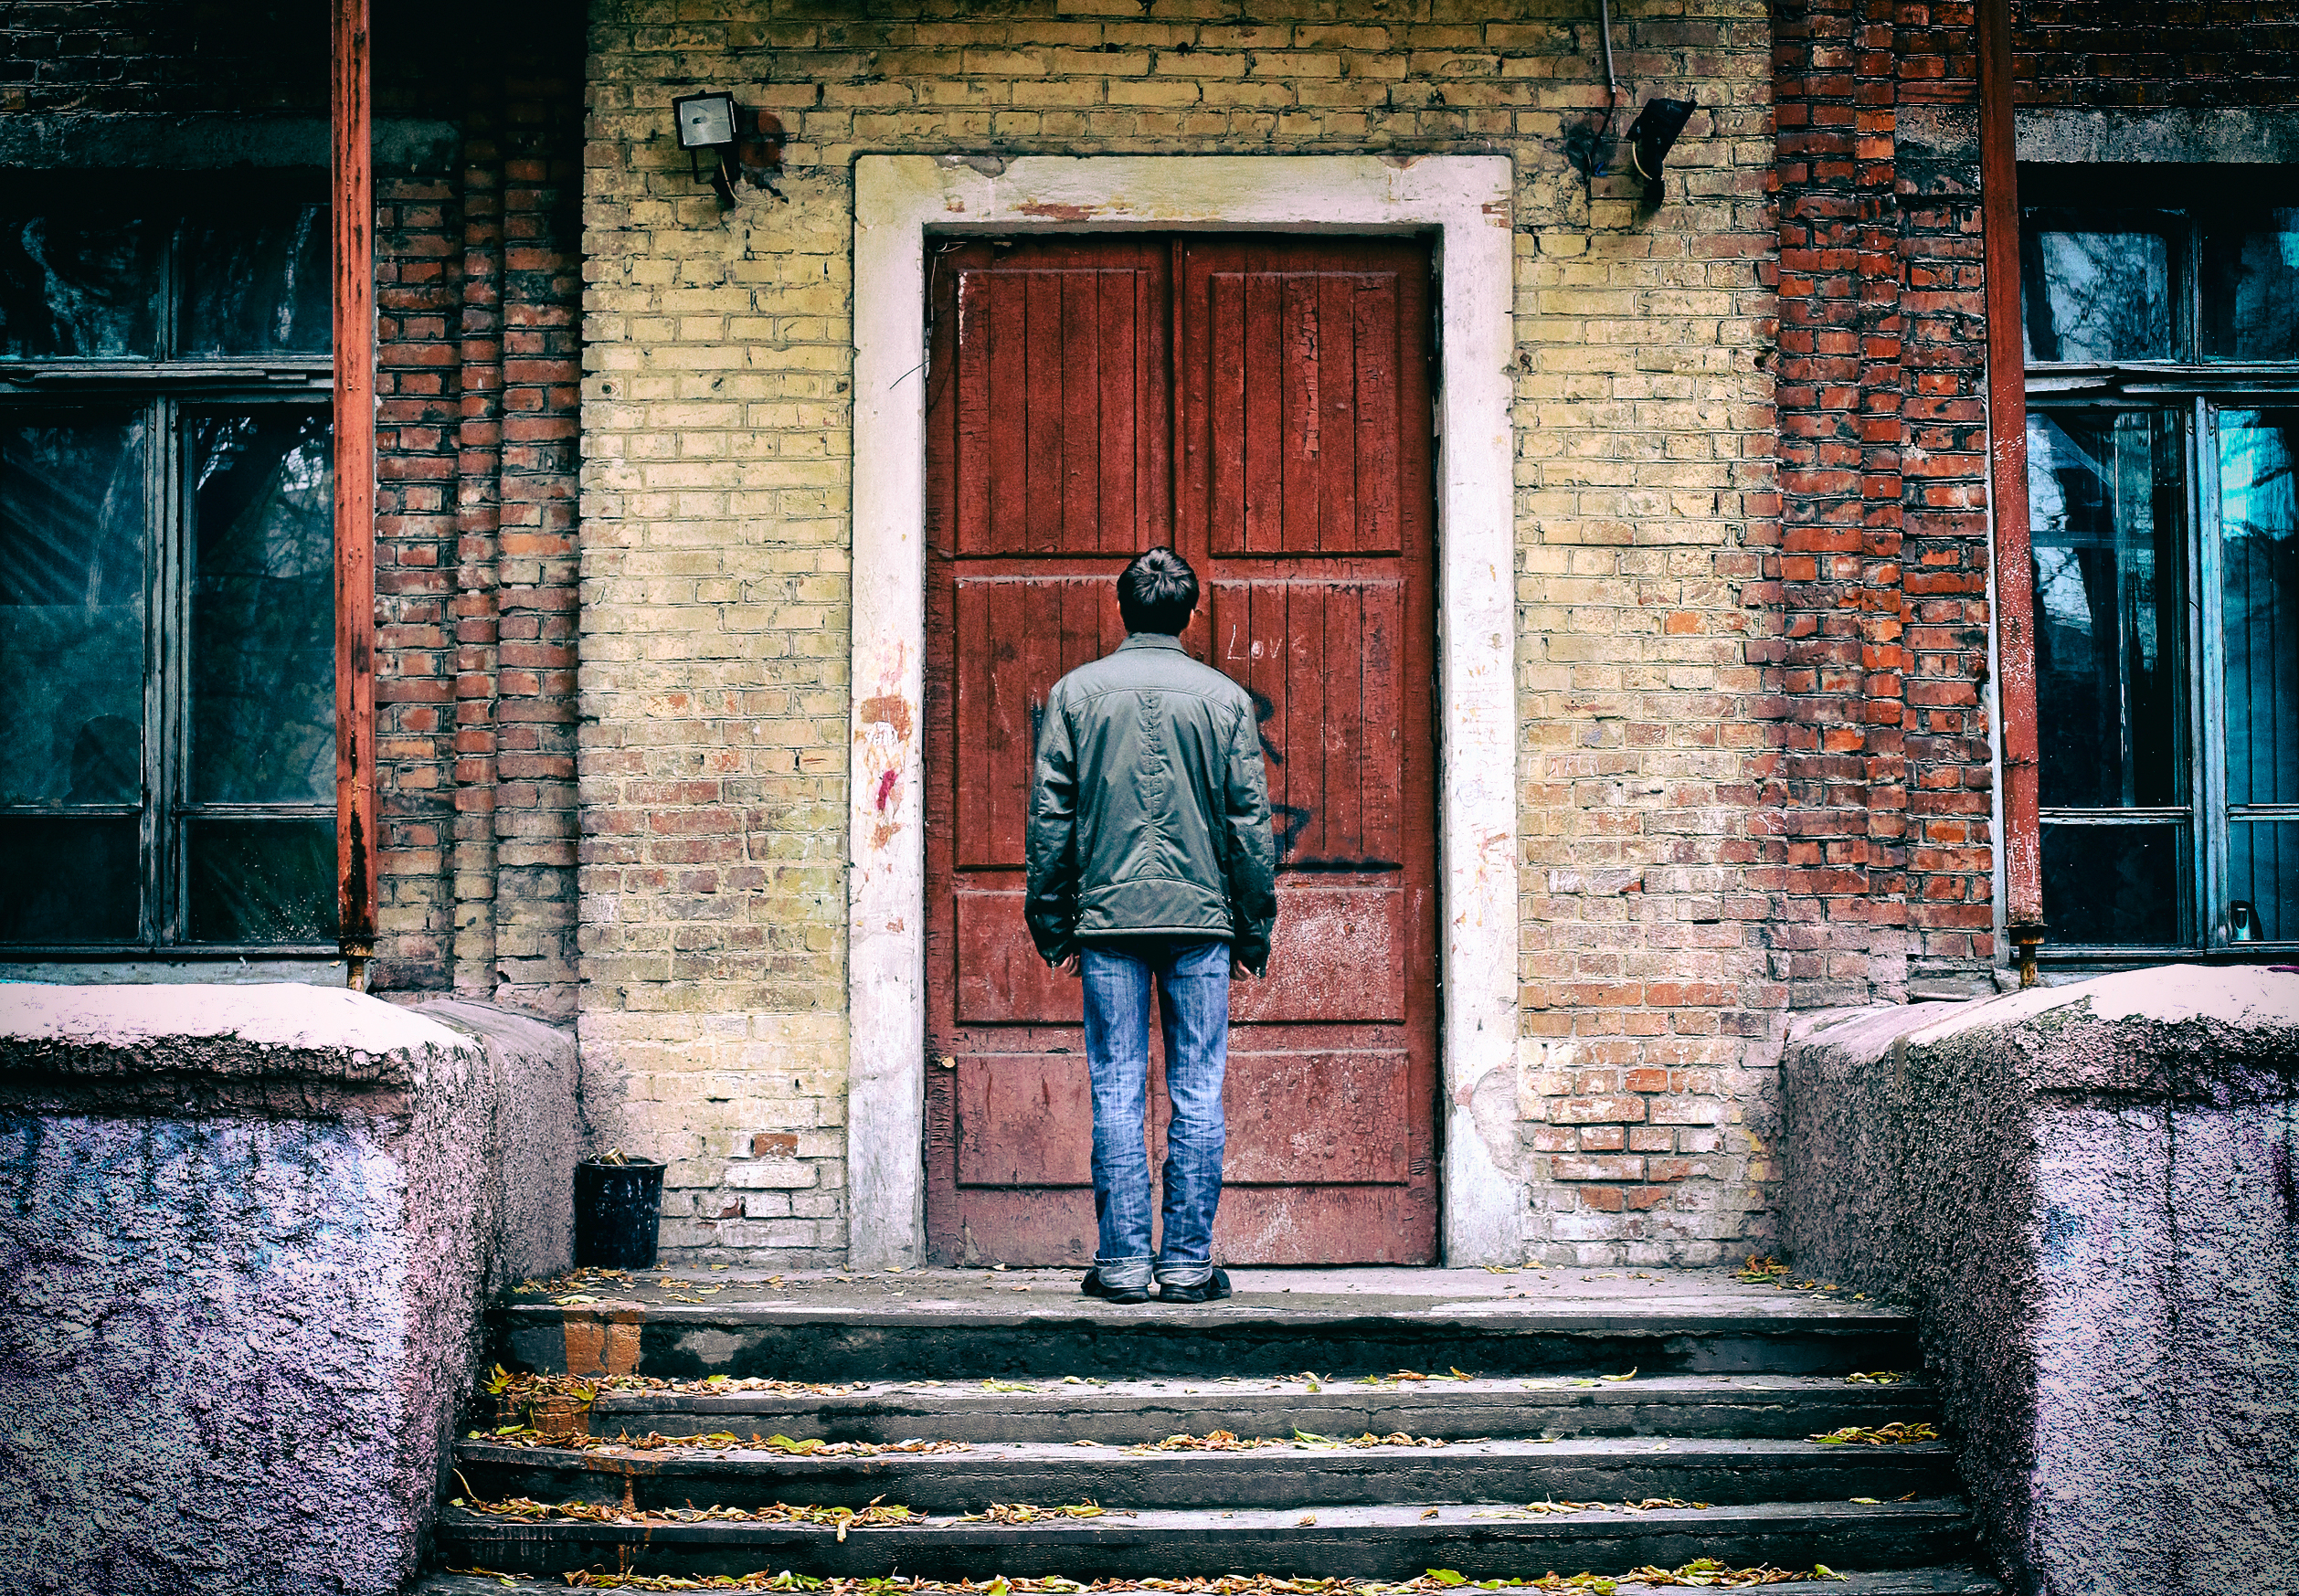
[672,90,786,206]
[1626,98,1696,205]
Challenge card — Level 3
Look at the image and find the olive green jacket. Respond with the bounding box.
[1025,633,1278,975]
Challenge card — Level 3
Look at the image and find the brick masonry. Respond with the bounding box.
[579,0,1788,1266]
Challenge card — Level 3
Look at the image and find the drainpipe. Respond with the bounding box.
[1977,0,2044,986]
[333,0,377,990]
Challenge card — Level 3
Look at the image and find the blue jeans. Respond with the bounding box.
[1081,938,1230,1291]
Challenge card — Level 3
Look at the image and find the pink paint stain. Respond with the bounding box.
[875,768,898,811]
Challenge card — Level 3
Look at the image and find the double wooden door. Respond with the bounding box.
[921,235,1440,1265]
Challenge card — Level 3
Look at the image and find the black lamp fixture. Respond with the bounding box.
[673,90,785,206]
[1626,98,1697,206]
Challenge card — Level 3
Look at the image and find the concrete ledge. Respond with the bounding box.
[1781,967,2299,1595]
[0,984,582,1596]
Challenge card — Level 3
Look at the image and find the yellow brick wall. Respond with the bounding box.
[581,0,1781,1265]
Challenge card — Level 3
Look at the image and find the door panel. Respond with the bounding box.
[924,234,1439,1266]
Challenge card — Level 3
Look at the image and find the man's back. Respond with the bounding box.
[1024,631,1277,975]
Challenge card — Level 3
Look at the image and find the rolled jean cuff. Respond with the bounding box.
[1093,1256,1153,1290]
[1153,1262,1213,1287]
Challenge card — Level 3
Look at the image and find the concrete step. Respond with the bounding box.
[497,1267,1918,1382]
[417,1572,2004,1596]
[434,1495,1984,1581]
[585,1371,1936,1443]
[456,1433,1957,1514]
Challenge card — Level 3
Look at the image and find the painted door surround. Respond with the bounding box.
[849,155,1519,1268]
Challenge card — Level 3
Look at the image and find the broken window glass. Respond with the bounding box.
[0,213,164,360]
[185,818,337,943]
[2020,226,2174,364]
[189,410,334,805]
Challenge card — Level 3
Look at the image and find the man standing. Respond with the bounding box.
[1025,547,1277,1305]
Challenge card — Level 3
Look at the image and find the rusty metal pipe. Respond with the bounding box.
[1977,0,2044,984]
[334,0,377,988]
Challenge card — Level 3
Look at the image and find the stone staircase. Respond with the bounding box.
[415,1267,2001,1593]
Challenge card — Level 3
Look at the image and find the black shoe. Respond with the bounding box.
[1158,1268,1232,1305]
[1081,1267,1149,1305]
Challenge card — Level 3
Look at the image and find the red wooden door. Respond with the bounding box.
[922,235,1439,1265]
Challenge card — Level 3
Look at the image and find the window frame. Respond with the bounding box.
[1,187,336,959]
[2023,189,2299,960]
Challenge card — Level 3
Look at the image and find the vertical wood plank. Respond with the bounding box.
[1319,274,1361,554]
[955,272,992,555]
[1062,271,1099,551]
[1099,271,1138,554]
[1281,275,1321,554]
[1024,271,1065,554]
[1354,278,1400,555]
[333,0,376,983]
[1287,579,1327,861]
[1323,585,1364,860]
[986,273,1027,555]
[1360,581,1401,861]
[1209,274,1246,556]
[1243,272,1283,555]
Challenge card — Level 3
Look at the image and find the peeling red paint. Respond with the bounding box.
[858,692,914,744]
[874,767,898,811]
[1018,201,1098,222]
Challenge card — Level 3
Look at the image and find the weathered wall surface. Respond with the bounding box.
[1779,967,2299,1595]
[582,0,1788,1267]
[0,985,579,1596]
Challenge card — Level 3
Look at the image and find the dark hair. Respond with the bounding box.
[1117,546,1198,635]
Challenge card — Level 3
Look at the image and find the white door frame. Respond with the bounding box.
[846,154,1520,1267]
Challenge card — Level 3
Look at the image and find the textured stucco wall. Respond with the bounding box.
[1779,966,2299,1596]
[0,985,581,1596]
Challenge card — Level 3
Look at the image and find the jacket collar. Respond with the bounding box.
[1116,631,1189,654]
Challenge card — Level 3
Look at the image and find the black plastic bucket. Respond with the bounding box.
[574,1157,665,1270]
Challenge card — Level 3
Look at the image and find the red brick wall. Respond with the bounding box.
[2015,0,2299,105]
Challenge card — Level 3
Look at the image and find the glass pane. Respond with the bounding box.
[2228,821,2299,945]
[2041,824,2186,945]
[190,411,334,804]
[0,213,164,359]
[0,415,147,806]
[0,818,138,942]
[2201,212,2299,361]
[2021,225,2174,363]
[186,819,337,943]
[182,205,330,356]
[2027,411,2185,809]
[2219,411,2299,809]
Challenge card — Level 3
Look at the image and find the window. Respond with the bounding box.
[2023,183,2299,954]
[0,185,337,954]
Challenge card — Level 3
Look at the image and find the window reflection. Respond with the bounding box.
[2220,411,2299,811]
[0,416,147,809]
[183,205,331,356]
[190,411,335,805]
[2202,215,2299,361]
[2026,411,2184,809]
[2020,227,2173,363]
[0,214,164,359]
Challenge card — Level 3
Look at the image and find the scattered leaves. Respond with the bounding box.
[452,1493,916,1543]
[1844,1370,1911,1386]
[1808,1422,1939,1446]
[473,1427,966,1459]
[538,1566,1846,1593]
[957,1501,1130,1525]
[1130,1430,1450,1453]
